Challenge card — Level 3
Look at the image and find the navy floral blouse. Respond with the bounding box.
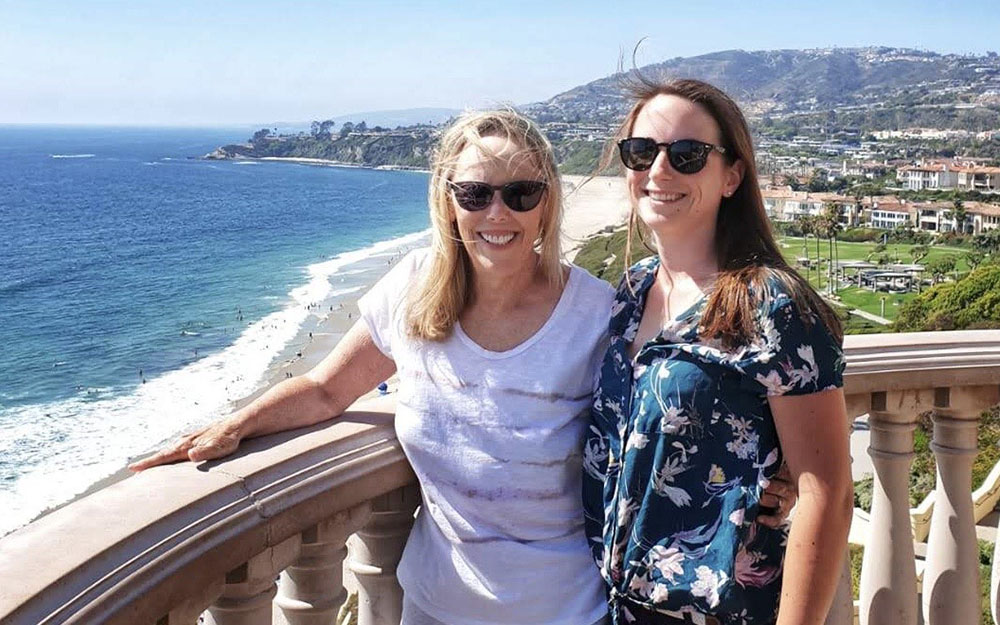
[582,257,845,625]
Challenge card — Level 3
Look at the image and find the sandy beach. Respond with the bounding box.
[560,175,629,260]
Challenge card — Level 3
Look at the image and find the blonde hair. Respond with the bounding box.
[598,77,842,347]
[405,109,564,341]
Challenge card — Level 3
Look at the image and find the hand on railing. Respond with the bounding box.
[128,417,244,471]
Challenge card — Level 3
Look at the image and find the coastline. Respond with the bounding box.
[27,174,629,530]
[227,155,431,174]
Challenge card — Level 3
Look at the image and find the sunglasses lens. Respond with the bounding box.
[619,138,657,171]
[668,140,709,174]
[502,181,546,212]
[451,182,493,211]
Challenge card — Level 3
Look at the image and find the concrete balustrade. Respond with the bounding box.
[0,332,999,625]
[858,389,927,625]
[0,397,415,625]
[275,504,373,625]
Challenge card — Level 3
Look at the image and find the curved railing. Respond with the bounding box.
[0,396,419,625]
[1,332,999,625]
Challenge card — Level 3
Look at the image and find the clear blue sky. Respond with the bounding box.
[2,0,998,126]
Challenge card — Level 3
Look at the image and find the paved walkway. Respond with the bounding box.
[850,308,892,325]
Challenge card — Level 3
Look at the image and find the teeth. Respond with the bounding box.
[648,191,684,202]
[481,232,515,245]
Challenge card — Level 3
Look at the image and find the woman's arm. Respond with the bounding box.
[771,387,853,625]
[128,320,396,470]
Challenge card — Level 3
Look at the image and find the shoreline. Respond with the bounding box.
[20,175,629,532]
[222,155,431,174]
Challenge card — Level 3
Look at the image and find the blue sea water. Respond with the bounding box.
[0,126,430,534]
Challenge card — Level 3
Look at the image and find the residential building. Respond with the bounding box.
[956,166,1000,192]
[868,199,913,230]
[897,163,960,190]
[841,160,888,179]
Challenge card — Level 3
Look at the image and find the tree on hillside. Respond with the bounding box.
[909,244,929,264]
[251,128,271,144]
[974,229,1000,255]
[966,250,985,270]
[926,255,957,284]
[952,199,969,234]
[798,215,820,285]
[895,264,1000,332]
[867,242,888,265]
[808,170,830,193]
[339,122,355,139]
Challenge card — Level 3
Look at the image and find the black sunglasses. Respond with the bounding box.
[448,180,547,212]
[617,137,727,174]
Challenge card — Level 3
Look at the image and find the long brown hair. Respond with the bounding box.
[600,77,842,347]
[405,109,564,341]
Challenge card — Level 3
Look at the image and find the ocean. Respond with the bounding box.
[0,126,431,535]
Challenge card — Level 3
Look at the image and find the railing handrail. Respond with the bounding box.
[842,329,1000,395]
[0,397,415,625]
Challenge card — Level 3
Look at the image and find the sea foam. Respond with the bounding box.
[0,228,430,537]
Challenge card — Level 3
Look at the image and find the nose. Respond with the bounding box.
[648,148,676,178]
[484,190,509,220]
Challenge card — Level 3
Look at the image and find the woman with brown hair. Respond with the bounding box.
[582,78,852,625]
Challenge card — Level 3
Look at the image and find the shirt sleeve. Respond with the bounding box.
[357,249,426,359]
[740,288,845,397]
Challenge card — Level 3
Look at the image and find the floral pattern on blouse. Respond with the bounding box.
[582,257,844,625]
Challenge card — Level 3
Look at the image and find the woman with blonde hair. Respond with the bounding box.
[582,78,852,625]
[132,108,615,625]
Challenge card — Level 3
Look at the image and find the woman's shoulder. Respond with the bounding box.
[610,255,659,300]
[567,263,615,299]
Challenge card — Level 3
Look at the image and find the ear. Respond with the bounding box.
[724,159,746,196]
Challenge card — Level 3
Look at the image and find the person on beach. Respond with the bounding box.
[130,108,793,625]
[582,78,852,625]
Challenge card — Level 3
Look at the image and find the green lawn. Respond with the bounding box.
[778,236,972,270]
[776,236,976,322]
[837,287,913,321]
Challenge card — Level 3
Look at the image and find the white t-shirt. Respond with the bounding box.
[358,249,614,625]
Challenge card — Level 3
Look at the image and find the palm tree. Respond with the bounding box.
[821,202,842,295]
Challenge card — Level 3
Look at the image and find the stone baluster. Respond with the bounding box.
[348,485,420,625]
[860,389,929,625]
[923,385,999,625]
[824,553,855,625]
[275,504,373,625]
[205,535,302,625]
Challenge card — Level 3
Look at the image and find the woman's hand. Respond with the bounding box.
[757,462,797,528]
[127,321,395,473]
[128,417,244,471]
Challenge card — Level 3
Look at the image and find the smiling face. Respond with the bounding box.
[450,135,547,278]
[626,94,743,243]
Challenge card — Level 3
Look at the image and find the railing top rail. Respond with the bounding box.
[843,329,1000,395]
[0,398,414,625]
